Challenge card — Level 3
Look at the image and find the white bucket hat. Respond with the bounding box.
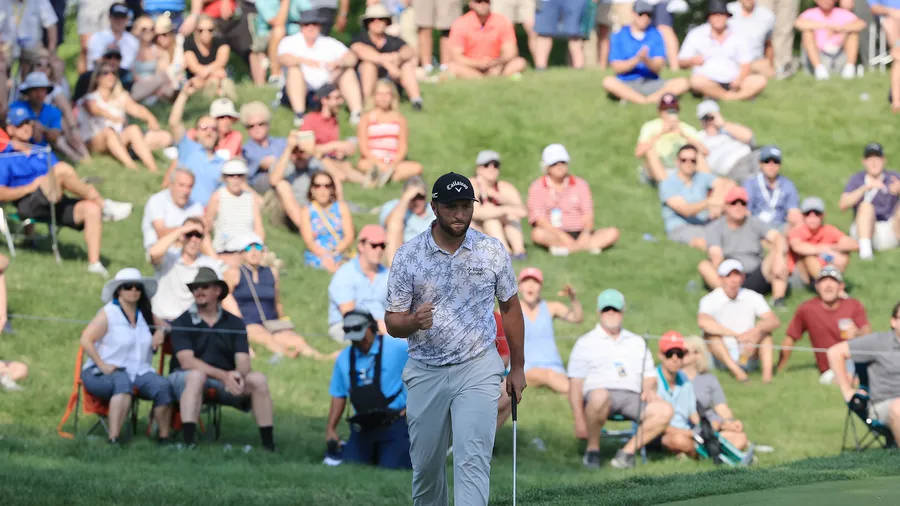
[101,267,158,303]
[19,71,54,94]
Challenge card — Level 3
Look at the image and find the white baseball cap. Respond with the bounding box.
[696,100,720,119]
[221,159,248,175]
[541,144,570,167]
[210,98,238,119]
[717,259,744,277]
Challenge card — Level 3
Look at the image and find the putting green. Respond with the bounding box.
[664,476,900,505]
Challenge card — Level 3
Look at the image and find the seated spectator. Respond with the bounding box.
[699,186,788,305]
[0,359,27,391]
[568,289,672,469]
[698,259,779,382]
[183,14,234,97]
[328,225,390,342]
[130,15,176,105]
[166,81,227,206]
[743,145,801,231]
[142,168,205,251]
[205,159,265,263]
[299,171,354,273]
[779,265,870,382]
[1,109,133,277]
[241,101,287,193]
[253,0,305,87]
[788,197,858,284]
[188,98,242,159]
[326,310,411,469]
[357,79,423,186]
[11,72,64,149]
[268,129,338,230]
[77,62,172,172]
[533,0,586,70]
[72,49,134,104]
[659,144,731,250]
[168,267,276,451]
[223,233,331,359]
[727,0,775,77]
[380,176,435,266]
[655,332,699,457]
[635,93,709,184]
[679,0,767,101]
[519,267,582,393]
[194,0,261,84]
[301,85,366,185]
[351,4,423,107]
[86,3,139,73]
[149,217,221,321]
[839,142,900,260]
[601,1,690,105]
[278,12,363,126]
[79,267,174,444]
[695,100,757,181]
[681,335,749,450]
[470,150,527,259]
[827,302,900,443]
[447,0,527,79]
[527,144,620,256]
[152,14,186,92]
[795,0,864,80]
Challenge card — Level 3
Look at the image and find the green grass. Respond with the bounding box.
[3,40,900,503]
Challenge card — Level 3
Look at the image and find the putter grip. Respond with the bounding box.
[511,393,517,421]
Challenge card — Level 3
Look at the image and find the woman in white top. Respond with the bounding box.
[78,61,172,172]
[204,159,265,268]
[129,15,176,104]
[80,268,174,444]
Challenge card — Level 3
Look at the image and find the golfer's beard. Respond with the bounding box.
[437,215,470,237]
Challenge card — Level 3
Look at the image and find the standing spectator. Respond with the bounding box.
[1,0,58,59]
[698,259,780,382]
[183,14,234,97]
[204,159,265,263]
[412,0,462,73]
[130,15,177,104]
[534,0,586,70]
[380,176,435,266]
[634,93,709,184]
[299,171,354,273]
[357,79,423,186]
[839,142,900,260]
[493,0,538,59]
[699,186,789,306]
[758,0,800,78]
[278,12,363,127]
[77,0,115,73]
[654,332,699,457]
[142,168,204,251]
[659,144,732,250]
[518,267,582,393]
[872,1,900,111]
[679,0,768,101]
[86,3,140,71]
[447,0,527,78]
[743,145,801,231]
[240,101,286,193]
[695,100,757,181]
[301,84,366,185]
[527,144,620,255]
[601,1,690,105]
[471,150,527,259]
[328,225,390,342]
[788,197,858,284]
[727,0,776,77]
[795,0,864,80]
[351,4,423,107]
[778,265,870,382]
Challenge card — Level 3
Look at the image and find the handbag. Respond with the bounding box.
[240,266,295,333]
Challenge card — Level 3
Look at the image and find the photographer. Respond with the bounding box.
[325,311,411,469]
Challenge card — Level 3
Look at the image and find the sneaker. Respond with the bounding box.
[162,146,179,160]
[588,248,602,255]
[772,297,787,311]
[376,166,395,187]
[549,246,569,256]
[819,369,836,385]
[610,449,636,469]
[102,199,133,222]
[814,64,830,80]
[841,63,856,80]
[511,252,527,261]
[582,449,602,468]
[267,74,285,88]
[87,262,109,278]
[739,443,756,466]
[349,111,361,127]
[293,113,305,128]
[0,374,23,391]
[411,98,423,111]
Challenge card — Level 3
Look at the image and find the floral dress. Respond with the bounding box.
[304,201,344,268]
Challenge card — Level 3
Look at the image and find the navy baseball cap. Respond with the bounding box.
[109,2,131,17]
[634,0,654,14]
[432,172,478,204]
[6,103,33,127]
[864,142,884,158]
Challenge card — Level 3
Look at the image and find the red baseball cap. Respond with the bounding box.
[358,224,386,244]
[518,267,543,284]
[659,331,686,353]
[658,93,679,111]
[725,186,749,204]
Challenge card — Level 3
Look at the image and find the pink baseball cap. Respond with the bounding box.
[725,186,750,204]
[518,267,544,284]
[659,330,686,353]
[358,224,386,244]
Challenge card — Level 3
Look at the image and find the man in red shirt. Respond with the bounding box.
[300,84,365,186]
[447,0,527,78]
[777,265,870,383]
[526,144,619,256]
[788,196,858,285]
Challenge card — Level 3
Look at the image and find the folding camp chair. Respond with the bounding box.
[157,336,223,440]
[601,415,648,464]
[57,347,139,439]
[868,16,893,72]
[692,417,754,467]
[842,362,897,452]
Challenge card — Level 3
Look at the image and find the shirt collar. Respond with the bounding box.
[353,335,383,359]
[188,303,223,325]
[425,221,475,255]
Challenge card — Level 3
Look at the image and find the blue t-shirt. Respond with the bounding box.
[609,25,666,81]
[329,336,409,412]
[143,0,186,13]
[177,135,225,206]
[242,136,287,180]
[0,145,58,188]
[327,257,389,325]
[656,367,697,430]
[10,100,62,146]
[743,173,799,226]
[658,171,715,232]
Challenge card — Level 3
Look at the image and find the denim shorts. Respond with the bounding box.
[81,366,175,407]
[535,0,587,38]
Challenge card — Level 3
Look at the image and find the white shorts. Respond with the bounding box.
[850,220,899,251]
[78,0,116,35]
[492,0,537,24]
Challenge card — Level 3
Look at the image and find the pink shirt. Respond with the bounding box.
[798,7,859,52]
[527,175,593,233]
[787,223,847,271]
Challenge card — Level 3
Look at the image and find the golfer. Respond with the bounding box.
[386,172,526,506]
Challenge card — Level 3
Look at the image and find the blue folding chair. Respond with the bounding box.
[842,362,896,451]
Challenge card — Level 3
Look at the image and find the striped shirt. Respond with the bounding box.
[526,175,593,233]
[212,188,255,252]
[366,115,401,163]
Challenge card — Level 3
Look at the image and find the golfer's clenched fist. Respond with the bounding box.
[413,302,434,330]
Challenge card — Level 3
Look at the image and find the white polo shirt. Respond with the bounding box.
[727,3,774,60]
[141,189,204,250]
[678,23,752,83]
[698,287,770,360]
[277,33,348,90]
[567,325,655,396]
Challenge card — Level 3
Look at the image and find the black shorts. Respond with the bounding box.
[742,265,771,294]
[16,188,82,230]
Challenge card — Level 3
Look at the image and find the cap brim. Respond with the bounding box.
[344,328,367,341]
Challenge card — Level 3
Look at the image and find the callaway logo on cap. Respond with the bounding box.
[432,172,478,203]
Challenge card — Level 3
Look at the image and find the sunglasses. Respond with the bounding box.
[245,121,268,129]
[600,306,621,313]
[482,161,501,169]
[185,231,204,239]
[197,125,216,131]
[665,349,686,359]
[804,210,823,217]
[473,0,490,3]
[224,173,245,178]
[679,157,697,164]
[244,243,264,251]
[367,242,386,250]
[197,27,214,33]
[728,200,748,207]
[343,323,367,333]
[190,283,213,291]
[120,283,142,291]
[312,182,334,189]
[99,70,115,76]
[412,193,426,201]
[761,158,780,164]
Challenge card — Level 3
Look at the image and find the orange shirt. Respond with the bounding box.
[448,11,516,61]
[787,223,846,271]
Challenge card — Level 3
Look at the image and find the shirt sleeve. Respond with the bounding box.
[784,181,799,210]
[710,376,727,406]
[658,177,677,203]
[698,293,715,316]
[169,315,192,355]
[526,179,545,224]
[44,106,63,130]
[785,305,806,339]
[648,29,666,59]
[798,8,816,21]
[751,291,772,317]
[448,19,465,49]
[684,383,698,419]
[843,172,864,193]
[39,0,59,27]
[0,158,11,187]
[577,179,594,217]
[328,351,350,398]
[678,30,698,60]
[231,318,250,354]
[705,219,723,248]
[851,300,870,330]
[385,248,413,313]
[849,332,884,364]
[328,267,354,306]
[566,339,588,378]
[608,30,627,62]
[493,241,518,303]
[378,199,399,226]
[642,343,656,378]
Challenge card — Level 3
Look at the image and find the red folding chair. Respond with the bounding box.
[58,347,139,439]
[158,336,222,440]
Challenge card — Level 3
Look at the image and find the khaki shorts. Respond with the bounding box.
[596,2,634,31]
[850,219,900,251]
[493,0,537,24]
[78,0,116,35]
[584,388,643,420]
[412,0,462,30]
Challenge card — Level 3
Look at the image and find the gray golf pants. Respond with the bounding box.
[403,347,505,506]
